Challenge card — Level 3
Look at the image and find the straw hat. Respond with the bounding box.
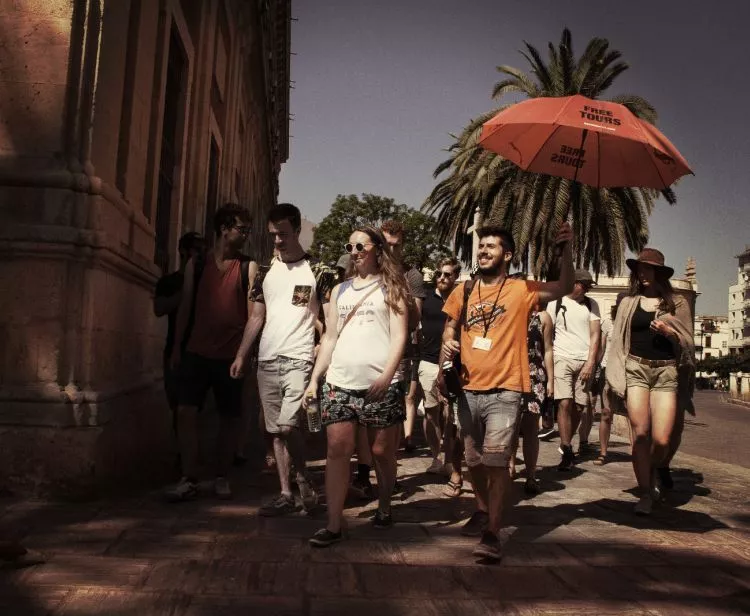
[626,248,674,278]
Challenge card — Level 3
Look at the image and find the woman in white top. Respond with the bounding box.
[304,226,411,547]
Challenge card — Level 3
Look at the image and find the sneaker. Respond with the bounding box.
[524,478,541,495]
[165,477,199,503]
[351,477,375,500]
[538,426,558,440]
[297,477,318,511]
[634,494,653,516]
[309,528,345,547]
[426,459,446,475]
[259,493,299,517]
[214,477,232,500]
[657,467,674,491]
[372,510,393,529]
[557,446,575,471]
[403,436,417,454]
[472,531,502,561]
[461,511,489,537]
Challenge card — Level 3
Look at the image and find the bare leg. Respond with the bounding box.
[578,403,593,444]
[558,399,580,447]
[520,413,539,480]
[279,426,309,484]
[649,390,677,470]
[368,425,401,513]
[324,421,357,533]
[486,466,512,535]
[627,387,653,490]
[403,379,419,444]
[664,407,685,466]
[599,390,613,457]
[423,405,443,464]
[217,416,240,478]
[273,435,293,495]
[466,464,490,513]
[177,405,199,479]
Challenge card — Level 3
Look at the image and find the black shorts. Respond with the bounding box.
[177,352,242,417]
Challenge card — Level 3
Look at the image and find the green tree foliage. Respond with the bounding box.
[423,28,677,277]
[310,194,452,270]
[697,353,750,379]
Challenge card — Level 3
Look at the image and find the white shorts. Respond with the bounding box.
[418,360,441,409]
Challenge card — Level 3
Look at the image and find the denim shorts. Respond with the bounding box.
[257,356,313,433]
[457,389,523,468]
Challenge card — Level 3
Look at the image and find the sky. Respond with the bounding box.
[278,0,750,315]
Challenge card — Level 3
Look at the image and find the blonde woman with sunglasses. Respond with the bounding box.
[304,226,413,547]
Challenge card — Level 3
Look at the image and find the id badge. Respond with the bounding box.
[472,336,492,351]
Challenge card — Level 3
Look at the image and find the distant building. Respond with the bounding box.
[694,316,730,361]
[728,246,750,355]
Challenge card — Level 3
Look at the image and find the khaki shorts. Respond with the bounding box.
[554,356,591,407]
[257,356,313,433]
[418,360,441,409]
[625,355,678,392]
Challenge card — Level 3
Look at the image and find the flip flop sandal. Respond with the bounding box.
[443,480,462,498]
[593,455,607,466]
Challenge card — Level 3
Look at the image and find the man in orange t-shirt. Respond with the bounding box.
[441,224,574,561]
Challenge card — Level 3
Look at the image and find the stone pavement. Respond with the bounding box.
[1,436,749,615]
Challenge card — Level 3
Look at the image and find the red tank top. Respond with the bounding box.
[187,258,246,359]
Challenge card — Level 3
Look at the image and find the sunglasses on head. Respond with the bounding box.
[344,242,374,253]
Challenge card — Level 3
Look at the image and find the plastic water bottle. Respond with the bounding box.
[306,392,322,433]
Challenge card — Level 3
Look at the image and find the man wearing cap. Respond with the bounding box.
[547,269,601,471]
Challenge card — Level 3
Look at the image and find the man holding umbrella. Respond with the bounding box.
[441,223,574,561]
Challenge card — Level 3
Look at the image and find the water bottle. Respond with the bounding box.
[306,392,322,433]
[441,361,462,399]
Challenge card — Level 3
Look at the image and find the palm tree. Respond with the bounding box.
[423,28,676,277]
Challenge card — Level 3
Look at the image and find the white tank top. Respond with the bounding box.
[326,279,402,390]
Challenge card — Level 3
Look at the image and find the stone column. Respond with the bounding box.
[0,0,171,495]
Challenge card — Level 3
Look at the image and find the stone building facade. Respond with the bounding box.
[0,0,291,493]
[728,246,750,355]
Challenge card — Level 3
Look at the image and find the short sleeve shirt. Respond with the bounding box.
[250,255,336,362]
[420,288,448,364]
[443,278,541,393]
[547,296,601,361]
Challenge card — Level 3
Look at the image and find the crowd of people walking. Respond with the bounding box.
[153,201,695,563]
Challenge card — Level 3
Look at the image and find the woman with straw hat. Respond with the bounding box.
[606,248,695,515]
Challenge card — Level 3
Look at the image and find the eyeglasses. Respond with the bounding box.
[344,242,374,253]
[437,271,455,279]
[233,224,251,236]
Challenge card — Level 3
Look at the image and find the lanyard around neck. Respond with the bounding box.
[476,277,507,338]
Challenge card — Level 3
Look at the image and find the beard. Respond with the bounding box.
[477,259,503,276]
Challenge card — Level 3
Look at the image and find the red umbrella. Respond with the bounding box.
[478,94,692,189]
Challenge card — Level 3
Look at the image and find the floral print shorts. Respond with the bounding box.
[321,381,406,429]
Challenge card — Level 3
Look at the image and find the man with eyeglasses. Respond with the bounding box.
[166,203,257,502]
[419,258,461,479]
[231,203,335,517]
[547,269,601,471]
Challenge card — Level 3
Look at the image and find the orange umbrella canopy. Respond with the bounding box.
[479,94,692,189]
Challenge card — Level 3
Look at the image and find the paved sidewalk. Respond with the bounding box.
[1,436,749,615]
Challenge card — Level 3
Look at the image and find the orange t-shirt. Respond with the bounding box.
[443,278,541,393]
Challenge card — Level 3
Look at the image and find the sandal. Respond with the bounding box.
[443,479,462,498]
[593,454,607,466]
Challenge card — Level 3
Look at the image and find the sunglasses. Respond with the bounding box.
[437,271,456,279]
[344,242,374,253]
